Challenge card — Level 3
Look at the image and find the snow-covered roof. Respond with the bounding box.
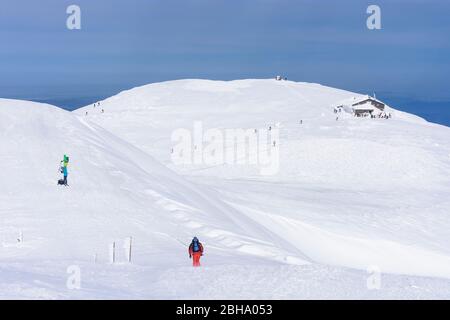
[334,95,384,108]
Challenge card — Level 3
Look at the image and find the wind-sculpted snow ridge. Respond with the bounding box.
[76,79,450,281]
[1,77,450,299]
[0,98,309,299]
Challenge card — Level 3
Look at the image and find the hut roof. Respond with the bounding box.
[334,95,384,108]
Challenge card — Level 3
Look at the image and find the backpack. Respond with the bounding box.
[192,239,201,253]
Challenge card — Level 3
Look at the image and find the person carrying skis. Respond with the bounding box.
[188,237,204,267]
[59,155,69,186]
[62,164,68,186]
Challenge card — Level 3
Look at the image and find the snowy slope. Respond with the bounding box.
[0,98,307,298]
[76,80,450,282]
[76,79,443,189]
[1,78,450,299]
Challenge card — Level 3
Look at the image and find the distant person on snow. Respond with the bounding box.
[62,163,68,185]
[188,237,204,267]
[58,155,69,186]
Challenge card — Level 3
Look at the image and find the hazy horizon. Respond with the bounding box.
[1,78,448,127]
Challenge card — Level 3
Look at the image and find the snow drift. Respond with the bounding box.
[1,79,450,298]
[76,79,450,278]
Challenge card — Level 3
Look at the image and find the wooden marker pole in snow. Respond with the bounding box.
[112,242,116,263]
[109,242,116,264]
[123,237,133,263]
[128,237,132,263]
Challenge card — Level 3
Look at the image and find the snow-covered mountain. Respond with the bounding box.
[2,79,450,299]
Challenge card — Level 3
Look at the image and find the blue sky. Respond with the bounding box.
[0,0,449,105]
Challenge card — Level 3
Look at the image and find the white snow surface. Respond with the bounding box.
[1,79,450,299]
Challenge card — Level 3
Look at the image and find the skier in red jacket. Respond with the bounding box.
[188,237,204,267]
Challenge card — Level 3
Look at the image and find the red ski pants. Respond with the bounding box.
[192,252,202,267]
